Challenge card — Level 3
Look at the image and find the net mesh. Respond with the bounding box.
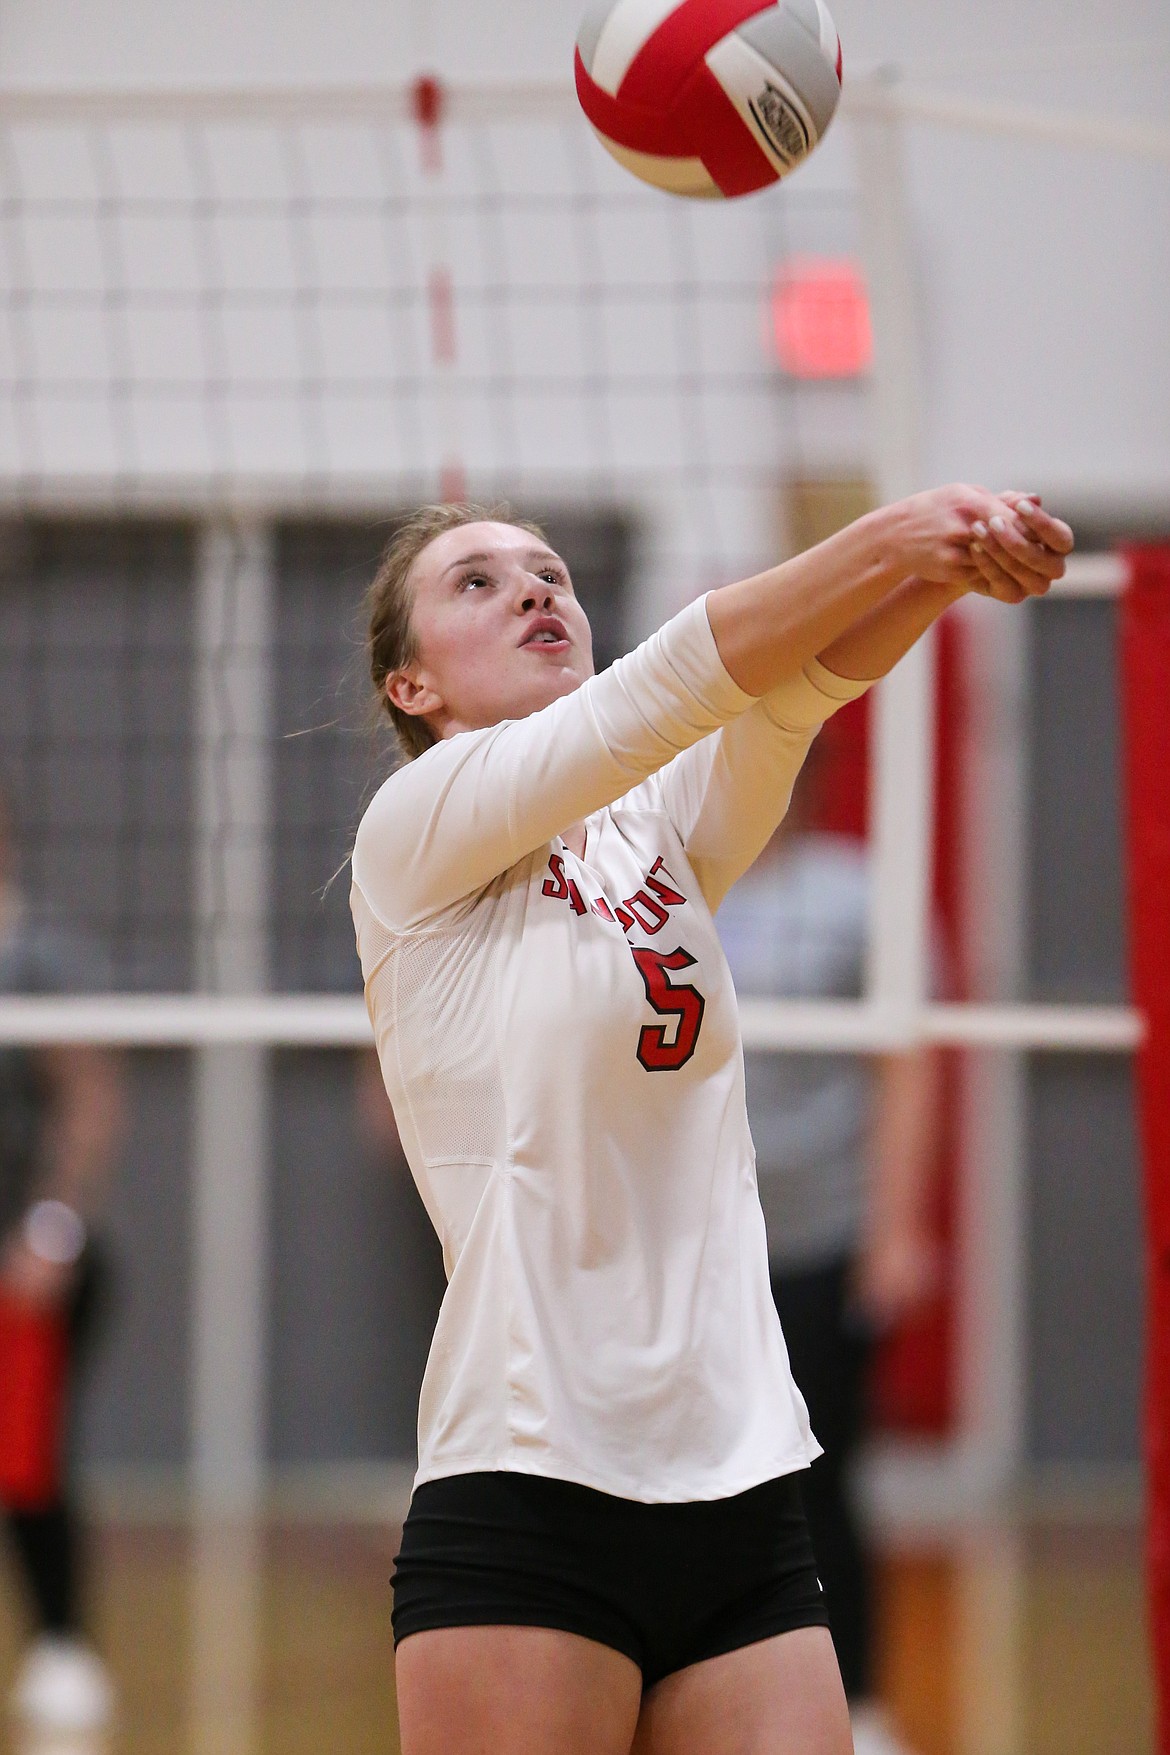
[0,90,870,1007]
[0,87,1141,1052]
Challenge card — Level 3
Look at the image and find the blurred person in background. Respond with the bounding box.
[0,789,125,1738]
[718,743,943,1755]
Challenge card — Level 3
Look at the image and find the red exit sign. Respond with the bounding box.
[769,256,873,379]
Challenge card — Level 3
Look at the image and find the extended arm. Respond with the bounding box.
[706,489,1070,695]
[650,496,1072,909]
[353,489,1070,930]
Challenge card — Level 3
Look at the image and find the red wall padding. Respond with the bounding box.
[1119,544,1170,1754]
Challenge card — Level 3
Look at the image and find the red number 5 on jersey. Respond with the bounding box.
[632,946,706,1072]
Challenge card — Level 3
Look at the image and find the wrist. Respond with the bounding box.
[911,574,967,614]
[855,502,919,592]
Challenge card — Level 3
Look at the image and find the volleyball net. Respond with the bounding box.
[0,76,1151,1053]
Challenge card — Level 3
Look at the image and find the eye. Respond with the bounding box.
[459,572,491,592]
[538,568,565,587]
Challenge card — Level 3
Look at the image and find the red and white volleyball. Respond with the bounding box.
[575,0,843,200]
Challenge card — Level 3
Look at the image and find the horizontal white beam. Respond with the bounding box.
[1045,553,1129,598]
[0,82,574,124]
[916,1002,1142,1051]
[0,994,1140,1052]
[844,80,1170,161]
[0,995,375,1046]
[739,999,1142,1052]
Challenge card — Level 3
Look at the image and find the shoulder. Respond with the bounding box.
[353,730,495,857]
[351,725,526,932]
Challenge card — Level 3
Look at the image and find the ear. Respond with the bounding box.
[385,666,444,722]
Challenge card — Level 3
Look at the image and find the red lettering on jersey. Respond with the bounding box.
[541,854,569,901]
[622,889,670,934]
[545,851,686,938]
[645,857,687,907]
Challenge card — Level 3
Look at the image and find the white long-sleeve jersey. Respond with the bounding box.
[351,595,869,1502]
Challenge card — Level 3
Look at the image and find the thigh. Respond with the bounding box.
[396,1624,643,1755]
[632,1626,851,1755]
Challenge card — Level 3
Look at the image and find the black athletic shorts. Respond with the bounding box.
[391,1469,829,1690]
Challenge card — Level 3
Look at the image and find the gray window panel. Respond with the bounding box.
[272,520,391,996]
[1024,592,1140,1468]
[0,519,196,993]
[1025,596,1127,1005]
[76,1051,193,1469]
[266,1049,444,1464]
[1026,1055,1141,1468]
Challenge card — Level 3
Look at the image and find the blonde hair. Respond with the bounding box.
[367,501,549,762]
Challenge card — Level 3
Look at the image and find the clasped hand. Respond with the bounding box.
[903,484,1074,604]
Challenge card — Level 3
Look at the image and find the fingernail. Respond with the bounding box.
[971,540,983,554]
[972,521,988,539]
[990,515,1006,533]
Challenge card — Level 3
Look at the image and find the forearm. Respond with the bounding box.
[817,575,965,682]
[706,504,912,696]
[705,483,1069,698]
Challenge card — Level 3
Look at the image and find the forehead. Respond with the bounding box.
[413,520,556,585]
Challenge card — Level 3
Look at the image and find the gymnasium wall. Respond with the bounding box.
[1,0,1164,1484]
[2,0,1168,507]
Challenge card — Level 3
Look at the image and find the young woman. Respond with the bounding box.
[350,487,1071,1755]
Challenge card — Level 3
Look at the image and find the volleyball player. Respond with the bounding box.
[350,488,1071,1755]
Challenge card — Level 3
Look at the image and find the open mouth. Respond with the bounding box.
[520,616,570,651]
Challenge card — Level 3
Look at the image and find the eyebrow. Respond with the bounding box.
[441,548,563,578]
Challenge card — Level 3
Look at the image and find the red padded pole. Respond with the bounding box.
[1119,543,1170,1754]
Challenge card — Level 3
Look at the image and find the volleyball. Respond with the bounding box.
[575,0,843,200]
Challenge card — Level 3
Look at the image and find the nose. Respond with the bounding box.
[518,578,555,614]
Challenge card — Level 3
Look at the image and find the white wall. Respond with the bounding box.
[2,0,1167,513]
[1,0,1166,106]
